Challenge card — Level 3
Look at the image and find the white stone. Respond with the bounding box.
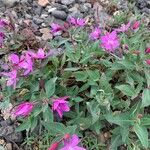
[1,0,20,7]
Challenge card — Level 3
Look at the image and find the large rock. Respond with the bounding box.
[51,10,67,20]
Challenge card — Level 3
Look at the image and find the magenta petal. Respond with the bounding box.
[100,31,120,52]
[56,109,63,118]
[59,103,70,112]
[52,101,60,110]
[14,102,34,117]
[9,54,20,64]
[37,48,45,58]
[52,96,70,118]
[73,146,86,150]
[69,134,80,146]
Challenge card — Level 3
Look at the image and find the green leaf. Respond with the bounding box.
[105,113,134,127]
[44,122,66,135]
[144,69,150,87]
[74,71,88,82]
[32,106,42,117]
[117,59,135,70]
[141,89,150,108]
[120,127,129,142]
[111,135,123,150]
[86,101,100,124]
[65,125,77,134]
[30,81,39,92]
[43,105,53,123]
[115,84,135,97]
[64,67,80,71]
[134,124,149,148]
[141,117,150,126]
[45,77,57,98]
[16,119,31,132]
[87,70,100,81]
[30,117,38,132]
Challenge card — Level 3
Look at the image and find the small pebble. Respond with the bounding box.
[5,143,12,150]
[61,0,75,5]
[33,17,43,25]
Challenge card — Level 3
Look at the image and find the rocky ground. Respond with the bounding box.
[0,0,150,149]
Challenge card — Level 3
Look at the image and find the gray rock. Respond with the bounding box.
[69,4,80,12]
[25,14,32,19]
[0,0,4,8]
[53,3,68,12]
[93,2,112,28]
[21,0,28,3]
[1,0,19,7]
[77,0,87,2]
[61,0,75,5]
[0,125,23,143]
[142,7,150,14]
[7,132,23,143]
[117,0,128,10]
[34,6,43,16]
[44,15,54,24]
[41,14,48,19]
[81,3,92,13]
[28,0,33,3]
[67,10,83,19]
[0,119,12,126]
[137,1,147,9]
[33,17,43,25]
[47,7,57,13]
[51,10,67,20]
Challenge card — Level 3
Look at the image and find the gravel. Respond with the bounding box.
[136,0,150,14]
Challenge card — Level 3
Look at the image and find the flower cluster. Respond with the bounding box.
[48,134,86,150]
[1,16,145,150]
[50,17,86,36]
[1,48,51,88]
[12,96,70,118]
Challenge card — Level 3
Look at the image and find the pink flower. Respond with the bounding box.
[13,102,34,117]
[69,17,86,27]
[145,48,150,54]
[19,53,33,75]
[100,31,120,52]
[115,21,131,32]
[132,21,140,30]
[1,70,18,89]
[8,53,20,65]
[48,142,60,150]
[60,134,86,150]
[90,27,101,40]
[0,19,8,28]
[27,48,52,59]
[50,23,63,34]
[52,96,70,118]
[146,60,150,65]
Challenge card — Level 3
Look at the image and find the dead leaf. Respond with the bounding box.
[40,28,52,40]
[38,0,49,7]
